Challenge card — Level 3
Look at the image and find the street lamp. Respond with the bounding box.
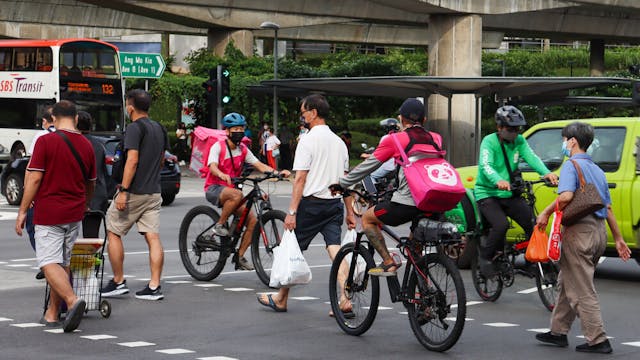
[260,21,281,133]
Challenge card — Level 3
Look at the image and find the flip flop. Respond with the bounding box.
[39,316,61,328]
[63,299,86,333]
[257,294,287,312]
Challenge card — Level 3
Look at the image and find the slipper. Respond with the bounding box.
[63,299,86,333]
[257,294,287,312]
[39,316,61,328]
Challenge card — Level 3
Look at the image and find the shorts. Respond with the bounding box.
[35,222,80,268]
[373,201,422,227]
[205,184,225,208]
[106,192,162,236]
[295,197,343,251]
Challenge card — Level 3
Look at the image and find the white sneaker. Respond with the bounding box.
[212,223,229,237]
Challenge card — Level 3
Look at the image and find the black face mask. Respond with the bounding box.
[299,117,310,129]
[229,131,244,145]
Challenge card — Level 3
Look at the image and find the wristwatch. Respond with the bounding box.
[118,185,129,193]
[288,209,297,216]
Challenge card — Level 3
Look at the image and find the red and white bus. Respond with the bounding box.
[0,38,124,162]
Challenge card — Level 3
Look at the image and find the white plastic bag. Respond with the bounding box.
[341,229,367,283]
[269,230,312,287]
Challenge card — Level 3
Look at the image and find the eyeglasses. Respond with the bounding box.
[300,109,311,116]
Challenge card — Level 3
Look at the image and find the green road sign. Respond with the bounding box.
[119,52,166,78]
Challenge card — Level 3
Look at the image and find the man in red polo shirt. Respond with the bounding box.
[15,100,96,333]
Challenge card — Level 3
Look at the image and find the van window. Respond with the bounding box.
[520,128,563,172]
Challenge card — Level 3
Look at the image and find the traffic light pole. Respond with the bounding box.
[216,65,223,129]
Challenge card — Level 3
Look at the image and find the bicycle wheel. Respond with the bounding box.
[179,205,228,281]
[407,253,466,352]
[535,261,559,312]
[470,254,503,302]
[251,209,286,287]
[329,243,379,336]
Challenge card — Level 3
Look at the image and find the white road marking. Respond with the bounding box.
[483,322,519,327]
[576,335,613,339]
[622,342,640,347]
[451,301,483,309]
[291,296,319,301]
[44,329,81,334]
[0,261,6,264]
[10,323,45,328]
[445,317,474,321]
[0,317,13,321]
[194,284,222,288]
[363,306,392,310]
[6,264,31,268]
[166,280,192,284]
[10,258,37,262]
[517,287,539,294]
[156,349,195,354]
[197,357,239,360]
[224,287,253,292]
[0,211,17,220]
[81,334,118,340]
[527,328,550,333]
[117,341,156,347]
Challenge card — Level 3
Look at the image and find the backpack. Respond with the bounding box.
[111,121,151,183]
[391,129,465,212]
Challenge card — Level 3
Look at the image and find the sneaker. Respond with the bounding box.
[135,284,164,301]
[235,256,254,271]
[536,331,568,347]
[100,279,129,297]
[576,339,612,354]
[212,223,229,237]
[478,257,498,278]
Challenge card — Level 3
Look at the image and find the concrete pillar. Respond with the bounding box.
[427,15,482,166]
[207,28,254,57]
[590,39,605,77]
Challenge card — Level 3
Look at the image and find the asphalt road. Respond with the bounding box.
[1,174,640,359]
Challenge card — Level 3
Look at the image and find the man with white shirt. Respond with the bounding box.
[257,94,354,313]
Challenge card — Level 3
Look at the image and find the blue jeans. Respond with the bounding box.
[26,207,36,251]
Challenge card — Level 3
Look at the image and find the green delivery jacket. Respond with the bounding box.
[474,133,551,201]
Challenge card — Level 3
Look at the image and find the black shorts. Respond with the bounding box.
[295,197,343,251]
[373,201,422,227]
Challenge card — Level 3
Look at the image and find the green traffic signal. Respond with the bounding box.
[220,65,231,104]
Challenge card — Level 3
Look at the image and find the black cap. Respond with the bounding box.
[399,98,424,123]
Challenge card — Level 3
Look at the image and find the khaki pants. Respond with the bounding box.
[550,214,607,345]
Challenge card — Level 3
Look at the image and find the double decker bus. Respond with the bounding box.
[0,38,124,163]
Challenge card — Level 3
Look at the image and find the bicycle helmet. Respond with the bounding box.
[222,112,246,128]
[380,118,400,133]
[495,105,526,127]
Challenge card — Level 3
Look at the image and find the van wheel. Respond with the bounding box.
[10,143,26,162]
[5,173,24,205]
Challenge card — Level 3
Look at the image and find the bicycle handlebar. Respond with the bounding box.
[231,171,285,186]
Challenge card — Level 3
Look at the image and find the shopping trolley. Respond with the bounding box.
[43,210,112,318]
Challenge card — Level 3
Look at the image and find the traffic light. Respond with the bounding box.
[202,69,217,101]
[220,65,231,104]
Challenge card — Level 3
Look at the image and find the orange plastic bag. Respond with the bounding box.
[525,226,550,263]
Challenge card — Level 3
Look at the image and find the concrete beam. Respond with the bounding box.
[408,0,575,14]
[0,21,150,39]
[1,0,205,35]
[484,7,640,42]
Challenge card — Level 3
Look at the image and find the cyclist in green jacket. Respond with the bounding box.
[475,105,558,276]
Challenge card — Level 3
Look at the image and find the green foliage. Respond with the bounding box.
[350,131,382,159]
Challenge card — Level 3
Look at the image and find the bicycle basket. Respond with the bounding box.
[413,218,461,245]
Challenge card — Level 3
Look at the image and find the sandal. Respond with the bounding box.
[329,299,355,319]
[368,261,401,277]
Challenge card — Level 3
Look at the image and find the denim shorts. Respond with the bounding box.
[295,197,343,251]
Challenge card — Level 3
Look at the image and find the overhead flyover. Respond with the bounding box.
[258,76,635,165]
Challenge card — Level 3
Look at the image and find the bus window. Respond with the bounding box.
[0,98,49,129]
[0,48,11,71]
[13,48,37,71]
[36,48,53,71]
[60,42,118,79]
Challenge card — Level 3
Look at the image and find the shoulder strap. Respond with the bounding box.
[499,140,515,182]
[55,131,88,180]
[404,127,441,154]
[391,133,409,166]
[569,159,586,189]
[225,140,237,172]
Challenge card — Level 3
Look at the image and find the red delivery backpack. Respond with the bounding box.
[391,129,466,212]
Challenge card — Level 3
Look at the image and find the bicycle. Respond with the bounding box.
[178,172,286,287]
[328,182,466,352]
[469,178,560,311]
